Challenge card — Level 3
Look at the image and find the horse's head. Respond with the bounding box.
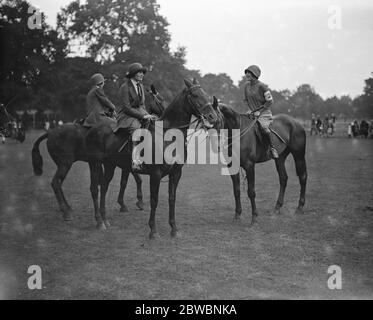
[183,78,219,128]
[145,84,166,117]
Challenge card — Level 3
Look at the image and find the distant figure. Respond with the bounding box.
[44,121,50,131]
[328,116,334,135]
[331,113,336,124]
[316,115,322,135]
[310,113,316,136]
[360,120,369,138]
[347,123,352,138]
[52,120,57,129]
[352,120,359,137]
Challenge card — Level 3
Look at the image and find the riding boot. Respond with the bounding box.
[264,130,278,159]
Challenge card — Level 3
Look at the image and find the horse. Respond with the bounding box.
[31,85,165,221]
[85,78,219,237]
[214,103,307,225]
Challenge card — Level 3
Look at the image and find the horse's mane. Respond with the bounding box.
[159,88,187,121]
[217,103,241,124]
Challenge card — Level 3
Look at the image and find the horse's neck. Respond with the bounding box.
[223,110,241,129]
[161,91,191,131]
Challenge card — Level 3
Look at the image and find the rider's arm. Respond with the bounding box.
[118,84,148,120]
[261,83,274,109]
[95,88,116,111]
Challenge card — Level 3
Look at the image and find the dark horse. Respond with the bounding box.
[31,86,165,221]
[85,78,219,237]
[215,103,307,225]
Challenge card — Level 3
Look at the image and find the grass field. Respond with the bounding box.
[0,130,372,299]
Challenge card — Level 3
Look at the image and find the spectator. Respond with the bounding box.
[44,120,50,131]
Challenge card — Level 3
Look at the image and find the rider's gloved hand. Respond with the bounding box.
[254,111,260,117]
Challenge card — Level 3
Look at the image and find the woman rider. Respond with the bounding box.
[244,65,278,159]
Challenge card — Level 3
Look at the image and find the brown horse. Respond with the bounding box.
[215,102,307,225]
[31,86,165,220]
[85,78,219,237]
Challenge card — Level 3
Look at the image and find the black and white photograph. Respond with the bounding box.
[0,0,372,303]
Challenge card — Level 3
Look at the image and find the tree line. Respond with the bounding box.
[1,0,372,125]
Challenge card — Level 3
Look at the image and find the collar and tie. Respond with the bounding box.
[136,82,142,101]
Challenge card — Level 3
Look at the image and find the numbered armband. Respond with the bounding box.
[264,90,273,102]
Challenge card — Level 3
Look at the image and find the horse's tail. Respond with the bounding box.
[32,133,48,176]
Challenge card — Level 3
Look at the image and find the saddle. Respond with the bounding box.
[244,114,288,156]
[117,118,155,153]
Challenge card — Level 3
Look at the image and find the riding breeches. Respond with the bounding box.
[258,110,273,133]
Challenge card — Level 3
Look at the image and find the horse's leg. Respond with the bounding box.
[132,173,144,210]
[168,166,182,238]
[293,153,307,215]
[117,168,130,213]
[51,163,73,221]
[99,162,116,228]
[244,163,258,225]
[149,172,161,239]
[89,161,104,229]
[274,150,290,215]
[231,173,242,221]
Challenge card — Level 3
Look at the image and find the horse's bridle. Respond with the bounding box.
[186,85,216,126]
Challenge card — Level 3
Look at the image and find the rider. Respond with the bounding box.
[113,63,155,170]
[244,65,278,159]
[83,73,116,127]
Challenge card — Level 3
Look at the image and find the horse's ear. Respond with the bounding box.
[150,84,157,95]
[192,78,199,85]
[212,96,218,109]
[184,78,193,89]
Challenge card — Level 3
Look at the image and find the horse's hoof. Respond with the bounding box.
[149,232,159,240]
[120,205,129,213]
[170,230,179,238]
[250,216,258,226]
[63,214,72,222]
[295,207,304,215]
[273,208,281,216]
[104,220,111,228]
[233,215,241,223]
[136,200,144,210]
[62,210,73,221]
[96,222,107,230]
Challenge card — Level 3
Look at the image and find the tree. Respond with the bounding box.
[57,0,170,63]
[57,0,187,102]
[0,0,67,112]
[290,84,324,118]
[354,74,373,118]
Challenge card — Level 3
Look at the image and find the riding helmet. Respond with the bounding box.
[90,73,106,86]
[245,65,261,79]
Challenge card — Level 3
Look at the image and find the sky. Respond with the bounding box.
[29,0,373,98]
